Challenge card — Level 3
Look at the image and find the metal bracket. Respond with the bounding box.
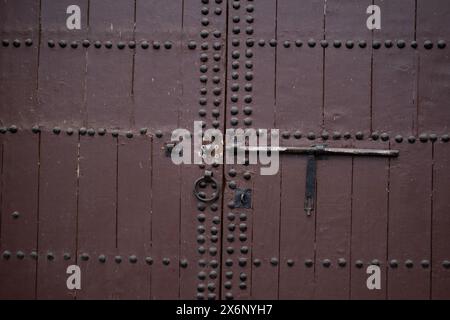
[234,188,252,209]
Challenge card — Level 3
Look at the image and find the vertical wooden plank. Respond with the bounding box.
[0,0,39,127]
[279,151,314,299]
[77,134,117,299]
[276,0,324,133]
[372,0,417,136]
[37,131,78,299]
[276,0,324,299]
[134,0,182,131]
[0,131,39,299]
[388,140,432,299]
[314,140,353,299]
[86,0,134,129]
[116,134,152,299]
[350,140,389,299]
[432,140,450,299]
[245,0,279,300]
[151,137,180,299]
[324,0,372,134]
[417,0,450,134]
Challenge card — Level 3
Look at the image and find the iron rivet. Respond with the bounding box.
[307,132,316,140]
[355,260,364,268]
[25,38,33,47]
[8,125,18,133]
[372,40,381,49]
[332,131,341,140]
[437,40,446,49]
[145,257,153,265]
[153,41,161,49]
[141,41,149,49]
[344,132,351,140]
[282,131,290,139]
[295,40,303,47]
[334,40,342,48]
[162,258,170,265]
[381,133,389,141]
[442,134,449,142]
[81,253,89,261]
[63,253,71,260]
[3,251,11,260]
[408,136,416,144]
[13,39,21,47]
[419,133,428,143]
[32,126,40,134]
[87,128,95,136]
[429,134,437,142]
[155,130,163,138]
[390,259,399,268]
[322,259,331,268]
[79,127,87,135]
[371,132,379,140]
[81,39,90,48]
[30,251,38,260]
[47,252,55,261]
[346,40,354,49]
[129,255,137,263]
[225,292,233,300]
[395,135,403,143]
[115,256,122,263]
[371,259,380,266]
[225,271,233,279]
[411,41,418,49]
[239,213,247,221]
[117,41,125,49]
[320,40,328,48]
[59,40,67,48]
[321,131,329,140]
[308,39,316,48]
[405,260,414,268]
[253,259,261,266]
[287,259,295,267]
[294,131,302,139]
[48,40,55,48]
[53,127,61,135]
[338,258,347,267]
[385,40,393,48]
[421,260,430,268]
[2,39,10,47]
[305,259,313,268]
[98,255,106,263]
[424,40,433,50]
[70,41,78,49]
[397,40,406,48]
[126,131,133,138]
[355,131,364,140]
[443,260,450,269]
[12,211,20,219]
[359,40,367,48]
[17,251,25,259]
[270,258,278,266]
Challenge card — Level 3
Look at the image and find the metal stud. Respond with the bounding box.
[129,255,138,264]
[287,259,295,267]
[390,259,399,268]
[145,257,153,265]
[424,40,433,50]
[437,40,446,49]
[2,251,11,260]
[405,260,414,268]
[98,255,106,263]
[338,258,347,267]
[180,259,188,268]
[253,258,261,266]
[47,252,55,261]
[395,135,403,143]
[80,253,89,261]
[442,134,450,142]
[355,260,364,268]
[11,211,20,219]
[8,125,18,133]
[270,257,278,266]
[115,256,122,264]
[63,253,71,261]
[443,260,450,269]
[322,259,331,268]
[421,260,430,269]
[30,251,38,260]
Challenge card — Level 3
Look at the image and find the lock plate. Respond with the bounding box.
[234,188,252,209]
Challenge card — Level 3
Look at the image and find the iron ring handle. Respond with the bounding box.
[194,171,220,203]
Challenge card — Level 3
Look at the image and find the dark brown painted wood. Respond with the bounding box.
[116,134,152,299]
[0,0,39,127]
[276,0,324,133]
[350,140,389,299]
[247,0,280,300]
[38,0,88,128]
[314,140,353,299]
[388,141,432,299]
[37,131,78,299]
[151,137,180,299]
[278,146,314,299]
[417,0,450,134]
[372,0,417,136]
[324,0,372,134]
[77,134,117,299]
[0,131,39,299]
[134,0,183,131]
[86,0,134,129]
[432,140,450,299]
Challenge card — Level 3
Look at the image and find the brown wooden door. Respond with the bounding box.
[0,0,449,300]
